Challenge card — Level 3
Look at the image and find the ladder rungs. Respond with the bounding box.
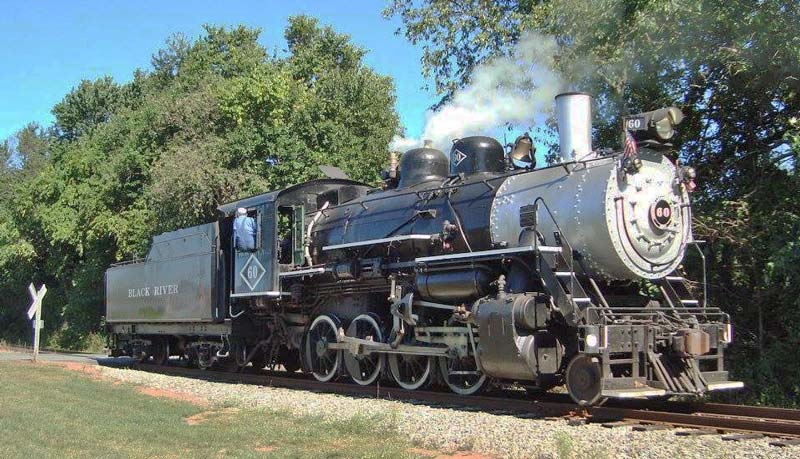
[537,245,563,253]
[680,299,700,305]
[665,276,685,281]
[555,271,574,277]
[573,297,592,303]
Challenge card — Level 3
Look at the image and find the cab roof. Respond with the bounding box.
[217,178,372,217]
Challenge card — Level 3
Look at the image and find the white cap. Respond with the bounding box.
[236,207,247,217]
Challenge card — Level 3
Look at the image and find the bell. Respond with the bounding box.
[511,132,535,166]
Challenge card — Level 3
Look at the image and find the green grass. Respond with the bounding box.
[0,362,417,459]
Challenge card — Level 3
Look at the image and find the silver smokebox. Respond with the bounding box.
[555,92,592,162]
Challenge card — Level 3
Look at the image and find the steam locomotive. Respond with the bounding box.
[106,93,742,405]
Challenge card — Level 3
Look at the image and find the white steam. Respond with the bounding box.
[392,32,563,152]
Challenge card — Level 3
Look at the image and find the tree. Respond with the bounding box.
[51,77,128,140]
[386,0,800,405]
[0,18,399,351]
[0,124,49,344]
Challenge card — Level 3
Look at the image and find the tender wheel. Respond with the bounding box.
[344,314,385,386]
[132,341,149,363]
[304,314,342,382]
[438,356,486,395]
[152,338,170,366]
[389,352,432,390]
[565,354,605,406]
[195,345,214,370]
[134,351,149,364]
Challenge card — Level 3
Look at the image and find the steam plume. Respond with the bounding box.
[392,32,563,152]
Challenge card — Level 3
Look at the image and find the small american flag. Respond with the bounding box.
[623,130,638,158]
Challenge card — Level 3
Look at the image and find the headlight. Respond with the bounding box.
[654,117,675,140]
[585,333,599,348]
[625,106,685,144]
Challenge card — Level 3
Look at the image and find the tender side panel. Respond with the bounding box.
[106,223,221,322]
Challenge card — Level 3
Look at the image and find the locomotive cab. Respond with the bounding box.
[217,178,373,301]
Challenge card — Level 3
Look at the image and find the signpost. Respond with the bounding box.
[26,283,47,362]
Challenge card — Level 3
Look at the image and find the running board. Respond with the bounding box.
[415,244,561,263]
[324,234,434,251]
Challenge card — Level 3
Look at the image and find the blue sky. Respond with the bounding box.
[0,0,436,141]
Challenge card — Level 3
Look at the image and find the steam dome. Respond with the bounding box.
[450,136,505,176]
[398,145,449,188]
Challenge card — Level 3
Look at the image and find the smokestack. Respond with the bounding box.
[555,92,592,162]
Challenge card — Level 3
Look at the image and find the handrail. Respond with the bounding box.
[531,196,576,301]
[531,197,573,265]
[688,240,708,307]
[531,196,618,320]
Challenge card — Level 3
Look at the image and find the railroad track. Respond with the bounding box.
[127,361,800,447]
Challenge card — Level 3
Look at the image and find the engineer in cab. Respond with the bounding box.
[233,207,257,251]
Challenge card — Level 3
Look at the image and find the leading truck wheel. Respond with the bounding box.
[565,354,606,406]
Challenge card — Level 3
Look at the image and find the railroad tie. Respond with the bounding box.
[514,413,542,419]
[601,421,635,428]
[769,438,800,447]
[632,424,671,432]
[675,429,718,436]
[459,406,482,412]
[721,433,763,442]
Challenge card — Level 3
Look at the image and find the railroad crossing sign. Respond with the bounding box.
[27,283,47,362]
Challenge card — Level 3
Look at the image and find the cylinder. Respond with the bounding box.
[512,294,541,330]
[555,92,592,162]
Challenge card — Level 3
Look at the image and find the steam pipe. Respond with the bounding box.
[305,201,330,265]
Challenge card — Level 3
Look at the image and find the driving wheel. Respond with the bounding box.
[304,314,342,382]
[344,314,384,386]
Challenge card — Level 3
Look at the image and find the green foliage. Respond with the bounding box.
[0,18,399,349]
[51,76,134,140]
[387,0,800,405]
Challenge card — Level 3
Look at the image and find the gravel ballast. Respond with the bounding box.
[95,365,794,459]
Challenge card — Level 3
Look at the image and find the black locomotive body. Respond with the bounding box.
[107,94,742,404]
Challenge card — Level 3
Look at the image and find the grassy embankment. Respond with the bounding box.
[0,362,416,459]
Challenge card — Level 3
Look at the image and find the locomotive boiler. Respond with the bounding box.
[106,92,742,405]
